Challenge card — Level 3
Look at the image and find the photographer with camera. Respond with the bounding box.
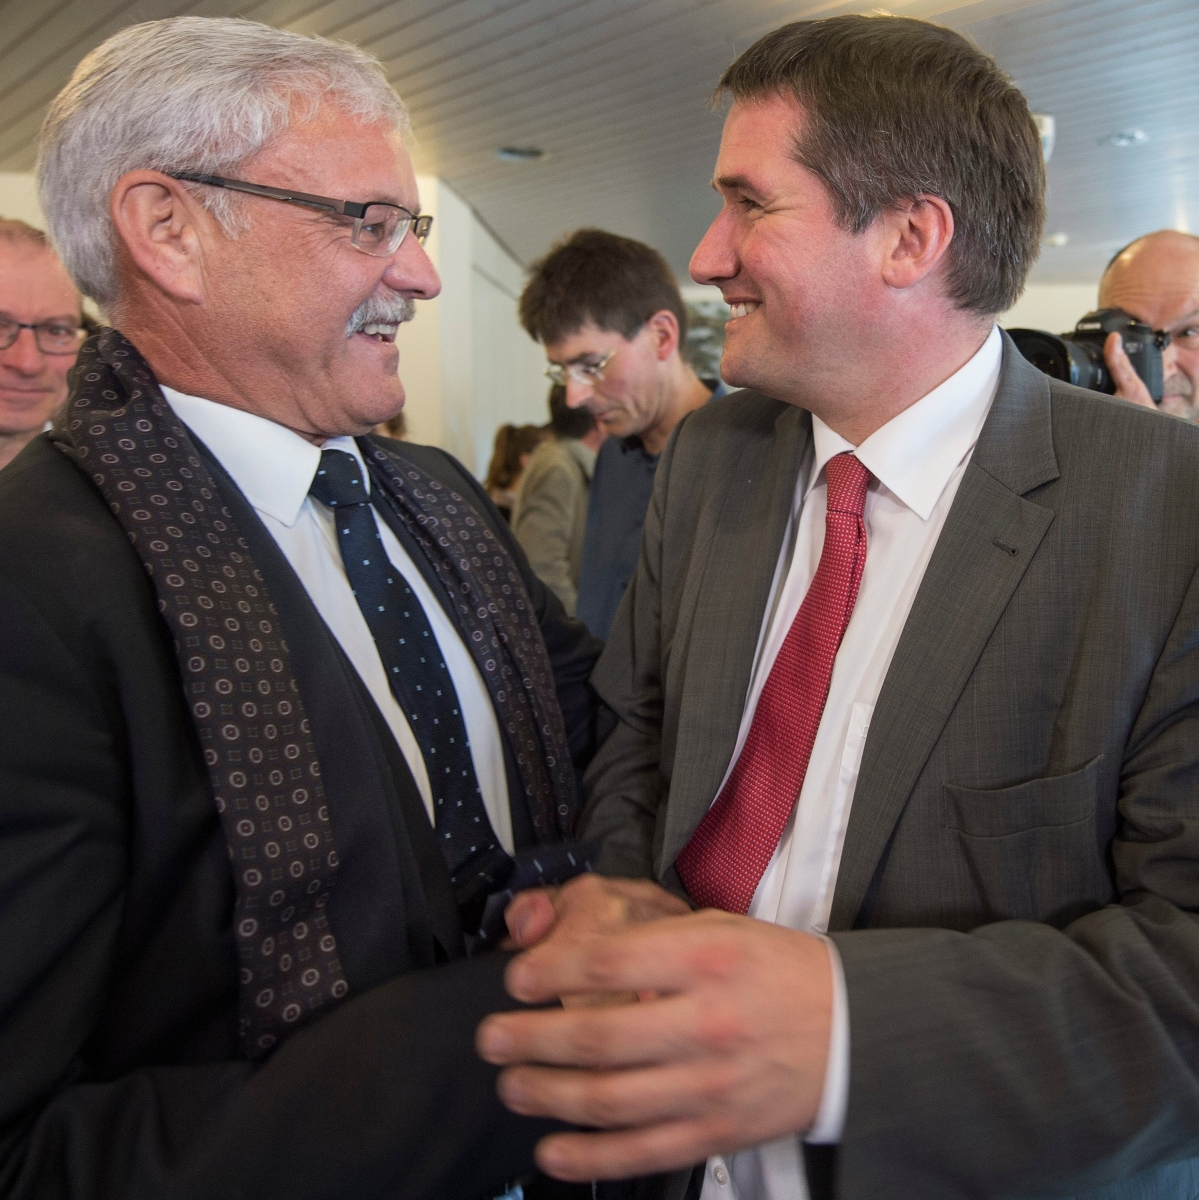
[1099,230,1199,420]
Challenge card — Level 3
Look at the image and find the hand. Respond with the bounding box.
[505,874,692,949]
[505,875,691,1008]
[1104,331,1158,409]
[476,910,833,1182]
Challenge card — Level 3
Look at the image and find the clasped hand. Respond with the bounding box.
[476,875,834,1181]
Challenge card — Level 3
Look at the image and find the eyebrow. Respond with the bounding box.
[712,173,768,199]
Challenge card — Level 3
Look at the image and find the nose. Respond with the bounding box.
[0,327,45,376]
[563,375,594,409]
[382,233,441,300]
[689,207,737,288]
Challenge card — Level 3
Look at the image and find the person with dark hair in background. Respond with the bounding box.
[485,421,550,522]
[512,385,605,615]
[0,218,84,469]
[519,229,725,639]
[480,15,1199,1200]
[1098,230,1199,421]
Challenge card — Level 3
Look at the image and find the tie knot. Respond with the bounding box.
[310,448,369,509]
[824,452,871,517]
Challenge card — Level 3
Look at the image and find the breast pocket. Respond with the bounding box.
[940,754,1113,926]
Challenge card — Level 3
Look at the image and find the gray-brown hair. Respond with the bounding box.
[719,15,1045,316]
[37,16,408,308]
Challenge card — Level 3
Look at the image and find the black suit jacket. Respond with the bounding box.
[0,430,604,1200]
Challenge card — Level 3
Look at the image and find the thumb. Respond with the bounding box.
[1104,331,1156,409]
[505,888,559,948]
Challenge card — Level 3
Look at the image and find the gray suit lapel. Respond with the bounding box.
[829,339,1060,930]
[659,403,812,872]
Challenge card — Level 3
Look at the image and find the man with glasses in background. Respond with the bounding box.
[1098,229,1199,421]
[520,230,724,640]
[0,218,84,470]
[0,16,606,1200]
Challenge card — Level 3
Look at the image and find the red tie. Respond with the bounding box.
[676,452,872,913]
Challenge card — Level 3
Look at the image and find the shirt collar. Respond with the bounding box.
[807,324,1002,521]
[160,386,370,527]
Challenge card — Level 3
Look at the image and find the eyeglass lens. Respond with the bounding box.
[353,206,434,257]
[0,318,83,355]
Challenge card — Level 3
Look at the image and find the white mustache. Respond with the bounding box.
[345,294,416,337]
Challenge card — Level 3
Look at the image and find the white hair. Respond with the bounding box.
[37,16,409,308]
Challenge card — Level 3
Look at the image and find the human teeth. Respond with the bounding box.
[360,323,398,338]
[728,302,759,319]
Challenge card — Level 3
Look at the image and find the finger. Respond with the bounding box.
[497,1056,737,1128]
[505,888,559,948]
[1105,331,1156,409]
[478,990,702,1069]
[535,1118,742,1183]
[505,910,738,1004]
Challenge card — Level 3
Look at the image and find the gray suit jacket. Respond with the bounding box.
[580,338,1199,1200]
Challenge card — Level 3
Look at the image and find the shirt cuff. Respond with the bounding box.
[804,935,849,1144]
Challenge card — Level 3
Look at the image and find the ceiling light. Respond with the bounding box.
[1099,129,1148,148]
[495,146,547,163]
[1043,232,1069,247]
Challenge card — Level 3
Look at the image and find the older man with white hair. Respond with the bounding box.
[0,16,606,1200]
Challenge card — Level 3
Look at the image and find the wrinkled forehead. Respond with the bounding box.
[249,103,418,211]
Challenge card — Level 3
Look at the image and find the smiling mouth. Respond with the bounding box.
[728,302,760,320]
[353,323,399,343]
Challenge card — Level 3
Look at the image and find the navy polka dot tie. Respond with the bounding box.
[309,449,510,909]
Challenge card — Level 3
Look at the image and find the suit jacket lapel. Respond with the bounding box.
[661,401,812,871]
[829,338,1060,929]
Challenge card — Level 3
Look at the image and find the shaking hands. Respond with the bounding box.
[476,875,834,1182]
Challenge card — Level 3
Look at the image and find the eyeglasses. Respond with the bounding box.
[0,317,84,355]
[168,172,434,258]
[544,348,617,387]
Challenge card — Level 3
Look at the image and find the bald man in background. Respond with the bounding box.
[1100,229,1199,421]
[0,219,84,469]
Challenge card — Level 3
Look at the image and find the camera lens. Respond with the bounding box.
[1009,330,1111,392]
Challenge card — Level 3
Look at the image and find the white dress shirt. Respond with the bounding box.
[161,387,513,853]
[700,325,1003,1200]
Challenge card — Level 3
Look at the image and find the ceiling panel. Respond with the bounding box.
[0,0,1193,286]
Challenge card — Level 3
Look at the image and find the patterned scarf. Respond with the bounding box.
[58,329,577,1056]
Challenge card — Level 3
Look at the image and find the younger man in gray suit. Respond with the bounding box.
[478,14,1199,1200]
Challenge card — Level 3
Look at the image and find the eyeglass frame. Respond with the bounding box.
[0,317,85,356]
[544,347,618,388]
[167,171,434,257]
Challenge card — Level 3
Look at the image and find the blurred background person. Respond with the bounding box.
[511,383,603,615]
[0,218,84,470]
[484,421,549,521]
[1100,229,1199,421]
[519,229,725,640]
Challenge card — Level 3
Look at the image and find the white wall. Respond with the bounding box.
[0,172,43,227]
[396,175,544,477]
[1000,284,1099,334]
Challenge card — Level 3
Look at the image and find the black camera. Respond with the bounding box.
[1009,308,1169,401]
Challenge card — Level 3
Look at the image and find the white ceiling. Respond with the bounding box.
[0,0,1193,285]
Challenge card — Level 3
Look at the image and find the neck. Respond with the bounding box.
[581,426,606,453]
[803,317,994,447]
[115,299,330,446]
[641,357,713,456]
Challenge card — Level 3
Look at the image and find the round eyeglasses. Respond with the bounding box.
[0,317,84,355]
[168,172,433,258]
[544,348,617,387]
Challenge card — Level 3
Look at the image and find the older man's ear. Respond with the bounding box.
[109,171,214,306]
